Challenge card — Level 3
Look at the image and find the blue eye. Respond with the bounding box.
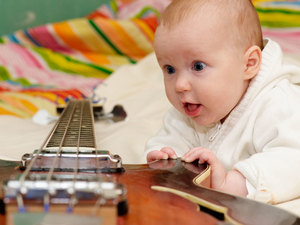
[165,65,176,74]
[193,61,206,71]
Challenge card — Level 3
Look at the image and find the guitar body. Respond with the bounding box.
[1,158,300,225]
[0,100,299,225]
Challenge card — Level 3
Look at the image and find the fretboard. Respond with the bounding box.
[20,99,123,173]
[46,99,96,150]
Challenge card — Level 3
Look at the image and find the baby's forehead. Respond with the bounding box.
[159,9,232,35]
[160,1,238,30]
[154,21,232,53]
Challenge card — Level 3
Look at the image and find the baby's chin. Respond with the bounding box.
[189,113,223,127]
[193,118,219,127]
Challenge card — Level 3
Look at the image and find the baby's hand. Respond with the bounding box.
[182,148,247,196]
[146,147,178,163]
[181,147,227,189]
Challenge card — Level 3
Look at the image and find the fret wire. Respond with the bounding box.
[19,103,71,191]
[46,102,77,186]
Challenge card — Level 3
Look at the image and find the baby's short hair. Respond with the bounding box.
[160,0,263,50]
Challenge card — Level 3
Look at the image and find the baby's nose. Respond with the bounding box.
[175,75,191,92]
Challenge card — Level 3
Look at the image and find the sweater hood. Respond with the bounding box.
[228,39,300,120]
[247,39,286,103]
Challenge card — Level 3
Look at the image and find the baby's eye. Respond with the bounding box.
[193,61,206,71]
[165,65,176,74]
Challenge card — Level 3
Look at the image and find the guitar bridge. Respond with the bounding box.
[21,150,124,173]
[5,174,126,201]
[4,173,128,216]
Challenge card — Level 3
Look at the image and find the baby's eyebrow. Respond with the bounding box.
[162,64,172,68]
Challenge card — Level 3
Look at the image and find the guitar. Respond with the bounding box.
[0,99,299,225]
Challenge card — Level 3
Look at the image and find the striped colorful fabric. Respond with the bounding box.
[0,0,163,118]
[252,0,300,54]
[253,0,300,28]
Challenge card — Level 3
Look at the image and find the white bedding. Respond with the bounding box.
[1,51,300,217]
[0,53,170,164]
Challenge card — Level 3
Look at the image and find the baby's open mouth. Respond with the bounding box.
[183,103,201,116]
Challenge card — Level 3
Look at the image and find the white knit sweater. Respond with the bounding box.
[145,39,300,204]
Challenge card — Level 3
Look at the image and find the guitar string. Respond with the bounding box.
[18,102,72,193]
[74,100,83,189]
[70,100,104,215]
[69,100,104,214]
[67,100,84,212]
[45,101,77,194]
[18,100,107,214]
[91,100,104,216]
[17,101,76,211]
[61,100,103,214]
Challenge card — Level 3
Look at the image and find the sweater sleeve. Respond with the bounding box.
[144,107,199,159]
[234,82,300,204]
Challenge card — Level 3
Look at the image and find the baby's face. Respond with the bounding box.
[154,19,250,126]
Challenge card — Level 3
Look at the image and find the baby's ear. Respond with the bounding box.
[243,45,262,80]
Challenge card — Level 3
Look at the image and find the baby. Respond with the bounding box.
[144,0,300,204]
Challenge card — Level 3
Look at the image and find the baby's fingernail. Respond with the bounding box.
[183,157,191,162]
[171,155,177,159]
[162,154,168,160]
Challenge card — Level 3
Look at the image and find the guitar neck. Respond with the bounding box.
[20,99,123,173]
[46,99,97,151]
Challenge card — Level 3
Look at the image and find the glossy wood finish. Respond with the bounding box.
[119,161,218,225]
[118,159,300,225]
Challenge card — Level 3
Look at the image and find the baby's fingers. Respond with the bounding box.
[181,148,201,162]
[182,148,211,163]
[161,147,177,159]
[147,150,169,162]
